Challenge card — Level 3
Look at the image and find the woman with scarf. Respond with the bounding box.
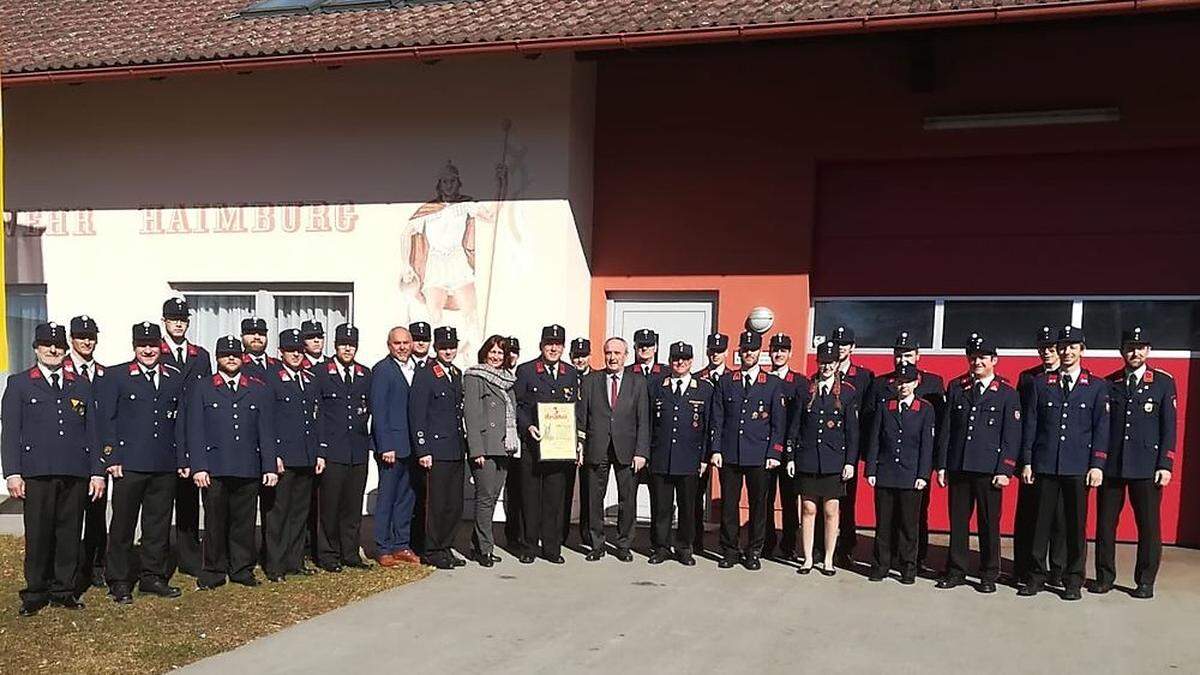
[463,335,520,567]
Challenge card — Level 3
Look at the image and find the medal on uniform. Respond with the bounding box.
[1144,401,1155,413]
[70,398,87,417]
[827,420,836,428]
[751,412,759,420]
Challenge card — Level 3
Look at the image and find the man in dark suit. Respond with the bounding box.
[64,315,109,591]
[160,297,212,578]
[369,327,421,568]
[578,337,650,562]
[568,337,593,546]
[239,317,278,380]
[97,322,187,603]
[3,322,106,616]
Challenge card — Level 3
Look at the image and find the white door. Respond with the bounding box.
[605,294,716,523]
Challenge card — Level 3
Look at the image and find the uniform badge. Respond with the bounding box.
[1014,410,1021,420]
[751,412,759,420]
[70,398,87,417]
[1144,401,1156,413]
[102,445,113,456]
[826,420,836,428]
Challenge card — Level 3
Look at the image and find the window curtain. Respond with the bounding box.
[5,289,47,372]
[185,294,255,370]
[274,295,350,343]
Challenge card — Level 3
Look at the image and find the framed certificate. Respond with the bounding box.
[536,402,578,461]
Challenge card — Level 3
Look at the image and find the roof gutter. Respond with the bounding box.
[3,0,1197,86]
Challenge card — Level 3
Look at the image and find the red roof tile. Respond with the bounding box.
[0,0,1175,76]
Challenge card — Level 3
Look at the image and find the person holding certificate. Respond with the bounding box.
[513,325,579,564]
[577,337,650,562]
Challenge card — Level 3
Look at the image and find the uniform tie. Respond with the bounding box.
[177,346,185,364]
[744,374,752,390]
[1127,373,1138,392]
[900,402,910,414]
[975,381,986,400]
[79,363,90,381]
[146,367,157,389]
[295,370,305,392]
[227,379,236,393]
[610,374,619,409]
[50,372,61,391]
[675,380,684,397]
[343,365,353,386]
[1061,373,1073,397]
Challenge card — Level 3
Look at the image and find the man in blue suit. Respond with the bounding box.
[370,327,421,567]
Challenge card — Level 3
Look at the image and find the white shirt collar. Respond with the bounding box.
[671,373,692,391]
[899,394,916,407]
[1062,364,1083,381]
[974,374,995,389]
[773,365,789,379]
[164,335,187,350]
[1125,364,1147,383]
[818,374,836,391]
[221,371,240,388]
[71,352,94,368]
[742,365,761,382]
[837,359,851,374]
[38,362,64,382]
[607,369,622,381]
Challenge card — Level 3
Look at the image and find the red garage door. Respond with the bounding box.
[809,149,1200,546]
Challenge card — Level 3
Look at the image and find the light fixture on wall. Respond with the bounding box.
[922,107,1120,131]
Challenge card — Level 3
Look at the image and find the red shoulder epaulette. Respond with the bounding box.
[912,398,924,411]
[432,363,446,378]
[756,372,767,384]
[784,371,795,383]
[535,361,546,374]
[211,374,224,387]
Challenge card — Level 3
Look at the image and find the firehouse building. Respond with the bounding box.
[2,1,1198,543]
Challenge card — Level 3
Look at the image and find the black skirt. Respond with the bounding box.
[797,472,846,498]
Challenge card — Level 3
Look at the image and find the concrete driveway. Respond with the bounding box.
[183,530,1200,674]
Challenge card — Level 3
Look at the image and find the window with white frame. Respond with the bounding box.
[811,297,1200,356]
[5,284,48,371]
[171,283,353,362]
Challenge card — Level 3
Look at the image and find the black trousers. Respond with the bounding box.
[107,471,175,590]
[874,486,921,577]
[763,465,800,557]
[838,472,859,552]
[652,473,698,554]
[200,476,259,586]
[693,465,711,551]
[718,464,768,558]
[1013,477,1066,581]
[78,475,109,589]
[944,471,1002,582]
[409,457,428,555]
[425,460,465,561]
[21,476,88,604]
[317,461,368,566]
[516,450,570,558]
[1029,474,1088,590]
[261,467,314,576]
[174,476,203,577]
[1095,477,1162,587]
[586,447,637,552]
[562,463,591,546]
[503,460,524,548]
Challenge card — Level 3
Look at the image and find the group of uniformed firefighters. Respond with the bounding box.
[0,296,1175,617]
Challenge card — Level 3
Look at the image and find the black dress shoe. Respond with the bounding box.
[432,557,455,570]
[544,555,566,564]
[139,581,183,598]
[936,577,962,590]
[320,563,343,573]
[231,576,260,587]
[478,556,494,568]
[50,597,85,610]
[743,555,762,571]
[1131,584,1155,599]
[899,574,916,585]
[266,573,286,583]
[1062,587,1082,601]
[1088,581,1113,595]
[1017,584,1042,597]
[294,566,318,576]
[451,556,467,568]
[197,579,226,591]
[18,600,47,617]
[489,554,502,563]
[1045,573,1064,588]
[718,557,737,569]
[977,581,997,594]
[647,550,669,565]
[797,565,813,575]
[518,554,536,564]
[678,552,696,566]
[585,549,606,561]
[343,560,370,569]
[111,591,134,604]
[614,549,634,563]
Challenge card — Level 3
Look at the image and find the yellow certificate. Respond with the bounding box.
[536,402,577,461]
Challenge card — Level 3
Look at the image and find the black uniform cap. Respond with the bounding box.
[706,333,729,353]
[33,322,68,348]
[334,323,359,347]
[1035,325,1056,347]
[633,328,658,348]
[507,336,521,353]
[769,333,792,351]
[965,333,997,356]
[894,363,920,383]
[409,321,432,342]
[215,335,243,357]
[240,317,268,335]
[162,297,190,320]
[738,330,762,351]
[434,326,459,349]
[893,331,919,353]
[815,340,838,364]
[541,325,566,345]
[132,321,162,346]
[70,315,99,339]
[669,341,694,361]
[1056,325,1085,345]
[300,320,325,340]
[1121,326,1150,347]
[570,337,591,358]
[279,329,303,351]
[830,325,856,346]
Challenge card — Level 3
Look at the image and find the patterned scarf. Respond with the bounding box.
[465,364,518,452]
